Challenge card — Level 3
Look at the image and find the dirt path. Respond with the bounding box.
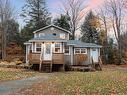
[0,74,51,95]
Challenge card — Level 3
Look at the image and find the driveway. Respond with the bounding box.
[0,74,50,95]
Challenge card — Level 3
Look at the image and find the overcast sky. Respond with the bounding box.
[11,0,105,28]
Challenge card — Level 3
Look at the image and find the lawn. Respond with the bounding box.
[0,67,38,82]
[16,67,127,95]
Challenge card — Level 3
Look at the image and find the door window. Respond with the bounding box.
[45,44,51,54]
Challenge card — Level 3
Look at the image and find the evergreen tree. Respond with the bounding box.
[20,21,35,47]
[6,19,19,44]
[53,14,70,31]
[81,11,99,43]
[21,0,51,30]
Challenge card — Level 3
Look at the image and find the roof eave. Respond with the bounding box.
[29,39,67,43]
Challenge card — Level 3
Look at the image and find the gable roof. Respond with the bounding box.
[33,24,71,34]
[67,40,102,48]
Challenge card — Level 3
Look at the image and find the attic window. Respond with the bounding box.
[39,33,45,37]
[60,34,65,39]
[53,33,56,36]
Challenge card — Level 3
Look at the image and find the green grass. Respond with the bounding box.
[17,68,127,95]
[0,68,38,82]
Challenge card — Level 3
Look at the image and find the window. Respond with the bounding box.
[75,48,80,54]
[36,43,41,52]
[60,34,65,39]
[81,49,87,54]
[55,43,61,53]
[64,44,69,54]
[45,44,51,54]
[39,33,45,37]
[35,33,39,38]
[75,48,87,54]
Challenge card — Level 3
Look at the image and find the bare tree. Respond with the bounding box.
[0,0,13,59]
[105,0,125,64]
[97,6,109,64]
[60,0,87,40]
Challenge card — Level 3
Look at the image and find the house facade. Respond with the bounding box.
[24,25,102,71]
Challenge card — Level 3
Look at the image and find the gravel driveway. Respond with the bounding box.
[0,74,50,95]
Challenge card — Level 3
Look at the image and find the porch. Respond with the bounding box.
[28,52,65,72]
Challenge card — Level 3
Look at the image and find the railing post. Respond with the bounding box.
[39,60,42,72]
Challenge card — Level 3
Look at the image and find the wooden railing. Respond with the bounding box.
[52,53,64,64]
[28,52,64,64]
[28,53,41,64]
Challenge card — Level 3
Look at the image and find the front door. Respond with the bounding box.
[90,48,99,63]
[43,43,52,60]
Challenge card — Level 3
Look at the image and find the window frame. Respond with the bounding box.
[54,43,61,53]
[35,43,42,53]
[39,33,45,37]
[64,44,70,55]
[35,33,39,38]
[74,48,87,54]
[60,33,65,39]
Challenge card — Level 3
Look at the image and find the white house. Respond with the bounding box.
[24,25,102,72]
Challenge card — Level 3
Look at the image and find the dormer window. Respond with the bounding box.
[35,33,39,38]
[60,33,65,39]
[39,33,45,37]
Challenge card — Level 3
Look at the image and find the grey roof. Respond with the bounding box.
[67,40,102,48]
[26,35,102,48]
[29,35,67,42]
[33,24,71,34]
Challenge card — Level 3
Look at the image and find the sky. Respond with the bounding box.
[11,0,105,28]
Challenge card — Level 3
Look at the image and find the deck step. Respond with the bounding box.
[41,60,52,72]
[43,60,52,64]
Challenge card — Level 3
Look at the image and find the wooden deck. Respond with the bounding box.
[28,53,41,64]
[28,53,65,72]
[28,53,64,64]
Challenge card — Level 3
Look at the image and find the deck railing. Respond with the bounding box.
[52,53,64,64]
[28,53,41,64]
[28,52,64,64]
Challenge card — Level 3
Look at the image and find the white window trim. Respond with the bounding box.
[39,33,45,37]
[74,48,87,54]
[64,46,70,55]
[35,43,42,53]
[60,33,65,39]
[54,43,62,53]
[34,33,39,38]
[74,48,81,54]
